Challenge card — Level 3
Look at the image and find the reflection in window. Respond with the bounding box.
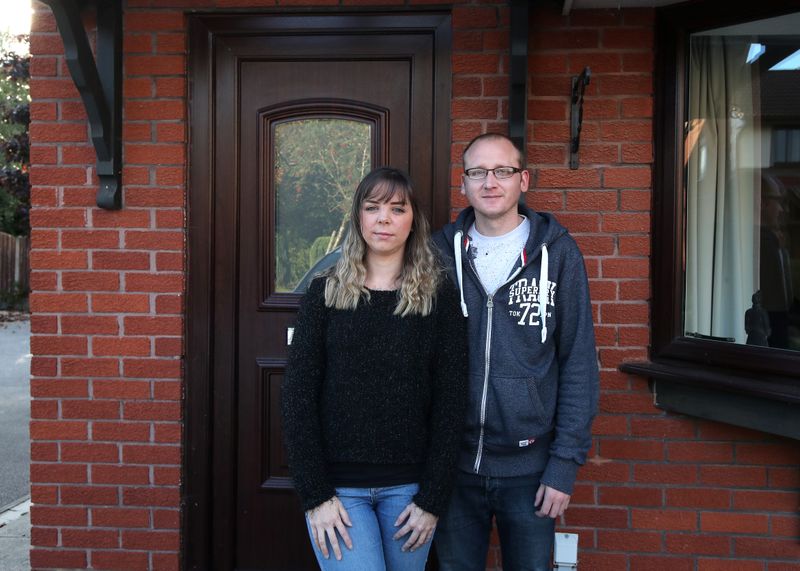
[273,119,372,293]
[684,14,800,351]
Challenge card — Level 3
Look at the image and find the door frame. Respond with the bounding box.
[184,12,452,570]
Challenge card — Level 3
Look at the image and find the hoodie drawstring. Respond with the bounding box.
[454,231,469,317]
[539,243,549,343]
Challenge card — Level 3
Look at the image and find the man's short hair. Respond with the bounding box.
[462,133,526,169]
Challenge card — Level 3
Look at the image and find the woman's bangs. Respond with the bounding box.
[364,180,410,205]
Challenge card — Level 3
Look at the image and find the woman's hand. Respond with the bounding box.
[306,496,353,560]
[393,502,438,552]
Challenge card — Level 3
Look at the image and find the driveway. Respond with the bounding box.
[0,314,30,510]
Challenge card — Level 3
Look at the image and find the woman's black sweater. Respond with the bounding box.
[281,277,468,516]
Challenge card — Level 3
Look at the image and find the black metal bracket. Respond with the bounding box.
[569,66,591,170]
[508,0,529,157]
[40,0,123,209]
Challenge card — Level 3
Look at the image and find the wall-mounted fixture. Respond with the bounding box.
[569,66,591,170]
[39,0,123,209]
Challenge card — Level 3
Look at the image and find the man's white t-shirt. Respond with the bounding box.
[468,216,530,294]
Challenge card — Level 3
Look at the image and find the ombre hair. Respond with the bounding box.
[324,167,440,317]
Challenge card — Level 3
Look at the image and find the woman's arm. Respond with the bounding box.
[281,278,337,511]
[412,280,469,516]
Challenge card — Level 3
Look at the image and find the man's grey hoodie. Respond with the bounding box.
[433,204,599,495]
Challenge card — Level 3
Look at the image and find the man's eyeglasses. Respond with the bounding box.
[464,167,523,181]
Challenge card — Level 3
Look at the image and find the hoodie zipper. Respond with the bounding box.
[465,240,549,474]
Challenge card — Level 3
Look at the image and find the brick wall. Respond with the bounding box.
[27,0,799,570]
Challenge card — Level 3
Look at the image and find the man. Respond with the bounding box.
[433,133,599,571]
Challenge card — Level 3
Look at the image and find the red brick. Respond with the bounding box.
[62,229,120,249]
[92,421,151,442]
[600,302,648,324]
[92,293,151,313]
[124,230,183,250]
[633,509,697,531]
[574,235,615,256]
[90,550,150,571]
[126,11,185,31]
[30,335,88,355]
[61,485,120,505]
[92,465,151,486]
[92,507,151,528]
[62,399,121,419]
[31,443,59,462]
[622,97,653,118]
[126,54,185,76]
[597,529,662,552]
[154,424,182,444]
[155,77,186,98]
[124,33,153,53]
[737,443,798,466]
[578,461,630,483]
[153,380,182,400]
[156,252,184,272]
[123,530,180,550]
[30,292,88,313]
[31,378,88,398]
[30,420,88,441]
[125,273,183,293]
[631,555,693,571]
[599,486,662,507]
[769,467,800,488]
[619,279,650,300]
[700,465,767,488]
[772,514,800,538]
[666,488,731,509]
[125,100,185,121]
[624,52,655,72]
[702,512,769,534]
[452,5,498,28]
[123,358,181,379]
[153,509,180,529]
[733,491,799,512]
[31,250,88,270]
[62,357,120,377]
[30,208,87,228]
[31,462,88,484]
[736,537,800,560]
[62,528,120,549]
[62,271,121,291]
[61,441,120,463]
[62,315,119,335]
[30,526,58,546]
[30,165,88,186]
[537,168,601,189]
[601,439,664,461]
[30,549,87,569]
[154,466,181,486]
[123,444,181,465]
[123,487,180,507]
[565,190,617,211]
[580,143,620,164]
[668,442,734,463]
[635,464,698,485]
[93,251,150,270]
[93,380,151,399]
[125,316,183,336]
[532,30,599,50]
[157,32,186,53]
[31,356,58,376]
[564,506,628,528]
[94,337,152,357]
[601,120,652,143]
[452,99,499,120]
[92,209,151,229]
[124,401,181,421]
[556,213,600,233]
[156,210,185,228]
[31,399,58,418]
[604,167,651,189]
[126,143,186,164]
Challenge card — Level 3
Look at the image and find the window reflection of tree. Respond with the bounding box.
[273,120,371,292]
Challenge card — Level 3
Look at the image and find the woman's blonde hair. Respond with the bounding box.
[324,167,440,317]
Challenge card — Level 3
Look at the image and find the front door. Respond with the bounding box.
[187,13,451,571]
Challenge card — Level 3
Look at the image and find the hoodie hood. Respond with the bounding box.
[441,204,567,342]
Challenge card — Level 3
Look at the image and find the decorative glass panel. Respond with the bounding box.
[273,119,372,293]
[684,13,800,351]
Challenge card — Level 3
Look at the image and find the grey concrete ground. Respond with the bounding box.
[0,317,30,509]
[0,499,30,570]
[0,315,31,571]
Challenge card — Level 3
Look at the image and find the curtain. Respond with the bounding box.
[684,37,758,343]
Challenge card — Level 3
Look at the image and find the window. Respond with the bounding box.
[622,1,800,438]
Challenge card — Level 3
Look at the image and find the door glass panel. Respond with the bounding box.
[273,119,372,293]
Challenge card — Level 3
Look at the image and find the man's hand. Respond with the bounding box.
[393,502,438,552]
[534,484,570,518]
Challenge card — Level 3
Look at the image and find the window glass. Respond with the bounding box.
[273,119,372,293]
[684,13,800,351]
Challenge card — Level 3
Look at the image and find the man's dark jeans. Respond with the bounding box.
[435,471,555,571]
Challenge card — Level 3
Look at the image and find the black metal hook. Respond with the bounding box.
[569,66,591,170]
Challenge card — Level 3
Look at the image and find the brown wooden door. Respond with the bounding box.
[187,13,451,571]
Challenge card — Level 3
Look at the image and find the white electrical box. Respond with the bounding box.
[553,532,578,570]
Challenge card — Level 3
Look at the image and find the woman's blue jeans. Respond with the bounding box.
[305,483,433,571]
[434,471,555,571]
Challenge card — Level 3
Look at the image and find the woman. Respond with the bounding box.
[281,167,467,570]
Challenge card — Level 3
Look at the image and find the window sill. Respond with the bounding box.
[620,359,800,440]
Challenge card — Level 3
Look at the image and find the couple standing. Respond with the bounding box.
[281,133,600,571]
